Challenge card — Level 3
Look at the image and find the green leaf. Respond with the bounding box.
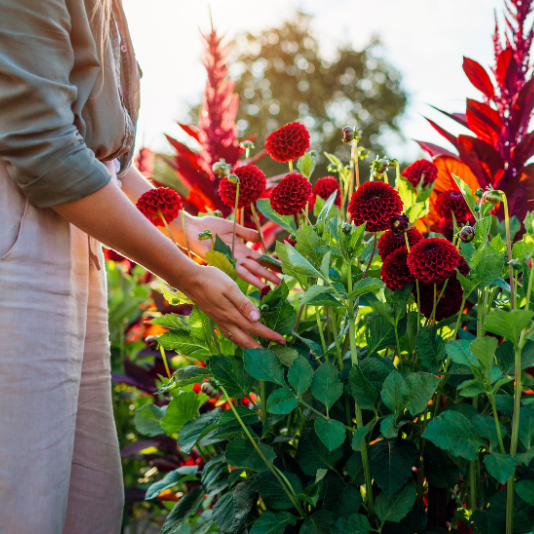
[261,280,297,336]
[519,405,534,449]
[369,439,418,497]
[423,410,483,460]
[398,176,418,209]
[161,392,200,434]
[296,428,344,475]
[146,466,198,500]
[445,340,479,368]
[148,313,187,330]
[218,406,258,428]
[470,336,498,370]
[484,453,516,484]
[161,487,204,534]
[515,480,534,506]
[191,510,215,534]
[297,152,316,179]
[295,224,322,265]
[401,372,440,416]
[473,216,491,247]
[332,514,372,534]
[158,366,212,394]
[257,254,283,269]
[256,198,296,233]
[375,484,417,524]
[212,482,255,534]
[366,314,396,354]
[300,286,332,306]
[205,250,237,281]
[244,348,286,386]
[284,242,323,279]
[349,365,379,410]
[178,410,223,453]
[288,355,314,396]
[471,253,505,291]
[317,190,339,224]
[484,309,534,345]
[249,511,297,534]
[489,233,507,255]
[266,388,298,414]
[315,418,347,451]
[135,404,166,437]
[189,306,213,342]
[473,414,508,451]
[311,362,343,410]
[210,355,254,399]
[157,330,211,358]
[381,371,405,412]
[406,202,428,224]
[380,414,399,439]
[458,379,487,397]
[351,422,375,452]
[226,438,276,472]
[452,174,477,220]
[349,278,385,299]
[415,326,445,373]
[272,345,299,367]
[300,510,334,534]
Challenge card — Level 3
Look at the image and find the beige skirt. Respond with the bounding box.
[0,161,123,534]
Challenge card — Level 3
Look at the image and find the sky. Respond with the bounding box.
[123,0,508,160]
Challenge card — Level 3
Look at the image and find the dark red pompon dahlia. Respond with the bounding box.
[435,191,472,222]
[378,227,424,260]
[438,216,476,241]
[381,247,414,291]
[270,173,312,215]
[401,159,438,189]
[418,277,464,321]
[457,256,470,277]
[311,176,341,208]
[408,237,461,284]
[219,165,266,209]
[265,122,310,163]
[137,187,182,226]
[348,181,403,232]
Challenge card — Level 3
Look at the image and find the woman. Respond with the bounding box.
[0,0,283,532]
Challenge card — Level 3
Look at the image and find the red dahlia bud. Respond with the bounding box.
[459,226,475,243]
[348,181,403,233]
[311,176,341,208]
[260,285,272,301]
[439,216,476,241]
[136,187,183,227]
[266,122,310,163]
[435,191,472,222]
[378,227,424,260]
[218,165,266,209]
[270,173,312,215]
[201,382,218,398]
[408,237,461,284]
[212,159,232,177]
[341,126,356,144]
[144,335,159,351]
[401,159,438,189]
[483,190,502,205]
[390,214,410,235]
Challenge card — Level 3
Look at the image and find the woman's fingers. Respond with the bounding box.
[235,223,261,243]
[218,324,263,349]
[243,258,281,286]
[235,265,265,290]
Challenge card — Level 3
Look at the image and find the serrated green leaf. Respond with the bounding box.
[266,388,298,414]
[300,510,334,534]
[332,513,372,534]
[272,345,299,367]
[452,174,477,220]
[349,278,385,299]
[315,418,346,451]
[161,392,200,434]
[205,250,237,280]
[401,372,440,416]
[470,336,498,370]
[311,362,343,410]
[189,306,213,342]
[445,339,479,368]
[135,404,166,437]
[157,330,211,358]
[366,314,396,354]
[349,365,379,410]
[244,348,286,386]
[484,309,534,345]
[295,224,321,265]
[473,414,507,451]
[226,438,276,472]
[381,371,405,412]
[515,479,534,506]
[161,487,204,534]
[257,198,297,232]
[473,216,491,247]
[210,355,254,399]
[249,511,297,534]
[285,242,323,278]
[484,453,516,484]
[519,405,534,449]
[375,484,416,524]
[288,355,314,396]
[212,482,255,534]
[300,285,331,306]
[297,428,344,475]
[158,365,212,394]
[148,313,187,330]
[218,405,258,428]
[146,466,198,500]
[178,410,223,453]
[261,280,297,336]
[415,326,445,373]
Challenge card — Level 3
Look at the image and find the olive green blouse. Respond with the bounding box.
[0,0,141,208]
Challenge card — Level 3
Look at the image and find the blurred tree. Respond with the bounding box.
[229,11,408,180]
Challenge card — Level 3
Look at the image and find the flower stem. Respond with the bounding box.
[232,184,240,260]
[316,308,328,356]
[180,210,191,258]
[158,210,178,247]
[250,202,267,253]
[289,160,294,173]
[404,232,421,332]
[502,194,515,309]
[489,394,506,454]
[158,344,172,379]
[363,233,377,279]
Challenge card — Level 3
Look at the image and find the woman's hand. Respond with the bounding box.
[185,215,280,290]
[183,265,286,349]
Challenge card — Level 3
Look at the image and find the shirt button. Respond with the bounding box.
[120,44,128,53]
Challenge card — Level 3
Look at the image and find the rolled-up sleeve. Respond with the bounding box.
[0,0,111,208]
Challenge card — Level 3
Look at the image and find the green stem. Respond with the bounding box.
[260,380,267,426]
[298,399,353,432]
[158,210,178,247]
[220,385,305,517]
[316,308,328,356]
[289,160,294,173]
[431,284,437,325]
[159,344,172,379]
[470,396,478,512]
[404,232,421,331]
[180,210,191,258]
[330,308,344,370]
[250,202,267,254]
[363,233,377,280]
[452,295,468,340]
[489,394,506,454]
[502,194,515,309]
[232,184,240,260]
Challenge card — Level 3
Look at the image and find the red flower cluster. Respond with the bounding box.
[378,227,424,260]
[218,165,266,209]
[408,237,461,284]
[435,191,472,222]
[401,159,438,189]
[270,173,313,215]
[266,122,310,163]
[311,176,341,208]
[137,187,183,226]
[418,277,464,321]
[348,181,403,232]
[381,247,414,291]
[438,216,476,241]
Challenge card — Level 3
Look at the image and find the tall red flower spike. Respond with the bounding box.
[408,237,461,284]
[270,173,312,215]
[348,181,403,232]
[218,165,266,209]
[417,0,534,228]
[311,176,342,208]
[378,227,424,260]
[135,147,155,178]
[137,187,183,227]
[266,122,311,163]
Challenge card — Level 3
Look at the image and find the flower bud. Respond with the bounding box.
[239,140,255,151]
[227,173,240,185]
[475,188,484,199]
[307,150,318,158]
[212,159,232,177]
[341,126,355,144]
[509,259,522,271]
[390,214,410,235]
[144,335,159,351]
[358,147,369,160]
[201,382,218,399]
[474,204,481,213]
[372,158,389,179]
[212,210,223,217]
[311,225,318,232]
[289,233,297,242]
[483,189,502,205]
[327,164,338,173]
[197,230,212,241]
[459,226,475,243]
[341,222,352,235]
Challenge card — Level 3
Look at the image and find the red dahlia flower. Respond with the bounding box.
[378,227,424,260]
[137,187,183,226]
[417,277,464,321]
[438,216,476,241]
[457,256,470,277]
[401,159,438,189]
[265,122,310,163]
[348,181,403,232]
[270,173,312,215]
[311,176,341,208]
[381,247,414,291]
[408,237,461,284]
[218,165,266,209]
[435,191,472,222]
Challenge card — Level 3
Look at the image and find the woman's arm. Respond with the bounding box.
[53,180,286,349]
[120,165,280,289]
